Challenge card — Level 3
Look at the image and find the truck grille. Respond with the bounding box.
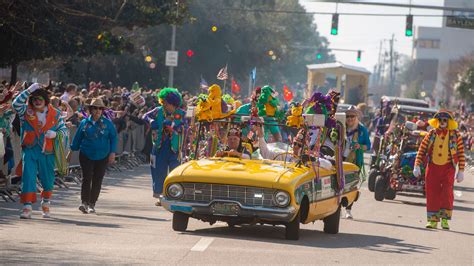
[181,183,276,207]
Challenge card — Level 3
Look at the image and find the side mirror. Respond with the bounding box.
[405,121,417,131]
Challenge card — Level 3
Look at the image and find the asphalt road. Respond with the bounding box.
[1,162,473,265]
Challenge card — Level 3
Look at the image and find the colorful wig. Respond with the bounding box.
[158,88,182,107]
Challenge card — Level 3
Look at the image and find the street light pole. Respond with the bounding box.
[168,24,176,88]
[168,1,179,88]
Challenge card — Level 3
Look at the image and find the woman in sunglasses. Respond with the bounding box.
[413,110,465,230]
[69,98,118,214]
[343,105,371,219]
[12,83,68,219]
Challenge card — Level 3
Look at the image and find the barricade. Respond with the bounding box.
[1,124,148,202]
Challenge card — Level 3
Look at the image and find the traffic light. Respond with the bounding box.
[331,14,339,35]
[186,49,194,57]
[357,50,361,62]
[405,15,413,37]
[316,50,322,60]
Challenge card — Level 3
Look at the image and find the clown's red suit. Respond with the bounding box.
[413,110,465,229]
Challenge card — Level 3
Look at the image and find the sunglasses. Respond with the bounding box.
[31,96,45,101]
[439,118,448,123]
[347,115,356,119]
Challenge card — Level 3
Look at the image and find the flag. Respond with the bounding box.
[283,84,293,101]
[231,79,241,94]
[217,65,228,80]
[250,67,256,82]
[200,76,209,90]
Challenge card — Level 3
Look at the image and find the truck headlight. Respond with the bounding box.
[273,191,290,207]
[167,183,184,199]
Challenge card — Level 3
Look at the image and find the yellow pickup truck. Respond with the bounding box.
[162,153,360,240]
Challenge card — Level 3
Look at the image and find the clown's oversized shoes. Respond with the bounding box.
[441,218,450,230]
[41,201,51,218]
[425,221,438,229]
[20,205,32,219]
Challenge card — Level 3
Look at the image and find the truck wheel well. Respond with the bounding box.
[300,196,309,223]
[340,197,349,208]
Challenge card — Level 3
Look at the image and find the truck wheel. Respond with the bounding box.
[285,211,300,240]
[172,212,189,232]
[368,169,378,192]
[323,204,341,234]
[385,187,397,200]
[374,175,387,201]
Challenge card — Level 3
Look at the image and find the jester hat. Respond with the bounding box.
[428,109,457,130]
[158,88,182,107]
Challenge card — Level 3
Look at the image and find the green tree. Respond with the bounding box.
[0,0,189,82]
[38,0,333,93]
[455,66,474,103]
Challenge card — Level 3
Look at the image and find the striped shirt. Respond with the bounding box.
[415,128,465,171]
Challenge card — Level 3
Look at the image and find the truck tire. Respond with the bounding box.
[374,175,387,201]
[285,211,300,240]
[368,169,378,192]
[323,205,341,234]
[385,187,397,200]
[172,212,189,232]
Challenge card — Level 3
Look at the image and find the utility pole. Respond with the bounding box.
[376,40,383,86]
[389,34,395,94]
[168,1,179,88]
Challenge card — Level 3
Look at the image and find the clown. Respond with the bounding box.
[143,88,185,206]
[12,83,67,219]
[413,110,465,229]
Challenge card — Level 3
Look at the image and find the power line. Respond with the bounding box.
[304,1,474,13]
[210,8,450,17]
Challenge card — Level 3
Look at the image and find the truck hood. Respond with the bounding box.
[167,158,300,188]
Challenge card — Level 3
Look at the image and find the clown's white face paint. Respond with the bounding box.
[439,118,448,129]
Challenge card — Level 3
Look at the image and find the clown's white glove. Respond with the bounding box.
[45,130,57,139]
[27,83,40,93]
[413,165,421,177]
[456,171,464,183]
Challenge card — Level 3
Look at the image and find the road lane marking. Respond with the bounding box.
[191,237,214,252]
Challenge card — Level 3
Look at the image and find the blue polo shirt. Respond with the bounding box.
[70,116,118,160]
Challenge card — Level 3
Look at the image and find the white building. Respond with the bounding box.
[411,0,474,106]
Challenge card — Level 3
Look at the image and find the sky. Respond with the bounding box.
[299,0,445,72]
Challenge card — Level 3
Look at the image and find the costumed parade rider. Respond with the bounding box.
[256,124,304,162]
[413,110,465,229]
[12,83,67,219]
[143,88,185,206]
[215,126,251,159]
